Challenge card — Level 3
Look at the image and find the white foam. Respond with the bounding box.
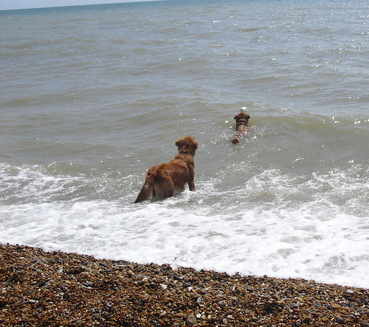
[1,163,369,288]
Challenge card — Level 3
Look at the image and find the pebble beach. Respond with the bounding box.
[1,243,368,326]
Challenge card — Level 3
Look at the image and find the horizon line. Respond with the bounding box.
[0,0,164,12]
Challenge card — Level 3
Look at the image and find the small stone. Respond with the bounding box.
[335,316,345,324]
[264,302,282,314]
[187,313,197,325]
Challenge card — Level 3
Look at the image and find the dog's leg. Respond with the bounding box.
[134,179,153,203]
[153,176,175,200]
[188,165,195,191]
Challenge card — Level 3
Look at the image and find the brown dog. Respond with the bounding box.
[232,110,250,144]
[134,136,198,203]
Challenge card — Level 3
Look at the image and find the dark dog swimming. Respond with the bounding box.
[232,110,250,144]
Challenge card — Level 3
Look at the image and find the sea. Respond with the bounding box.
[1,0,369,288]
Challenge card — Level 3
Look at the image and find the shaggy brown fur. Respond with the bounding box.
[232,111,250,144]
[134,136,198,203]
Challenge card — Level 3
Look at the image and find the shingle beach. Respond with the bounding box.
[1,244,368,326]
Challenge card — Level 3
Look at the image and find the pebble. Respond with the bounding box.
[0,243,368,326]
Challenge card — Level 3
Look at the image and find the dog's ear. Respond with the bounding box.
[191,139,198,150]
[234,113,250,121]
[185,136,198,150]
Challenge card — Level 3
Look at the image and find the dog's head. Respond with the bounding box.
[175,136,198,156]
[234,111,250,126]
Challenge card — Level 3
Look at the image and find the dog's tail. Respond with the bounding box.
[134,166,175,203]
[134,167,157,203]
[134,178,153,203]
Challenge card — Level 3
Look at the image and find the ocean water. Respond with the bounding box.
[1,0,369,288]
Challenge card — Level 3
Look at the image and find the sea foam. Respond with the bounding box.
[1,162,369,288]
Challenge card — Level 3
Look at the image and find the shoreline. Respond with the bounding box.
[1,243,368,326]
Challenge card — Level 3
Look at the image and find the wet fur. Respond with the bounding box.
[134,136,198,203]
[232,112,250,144]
